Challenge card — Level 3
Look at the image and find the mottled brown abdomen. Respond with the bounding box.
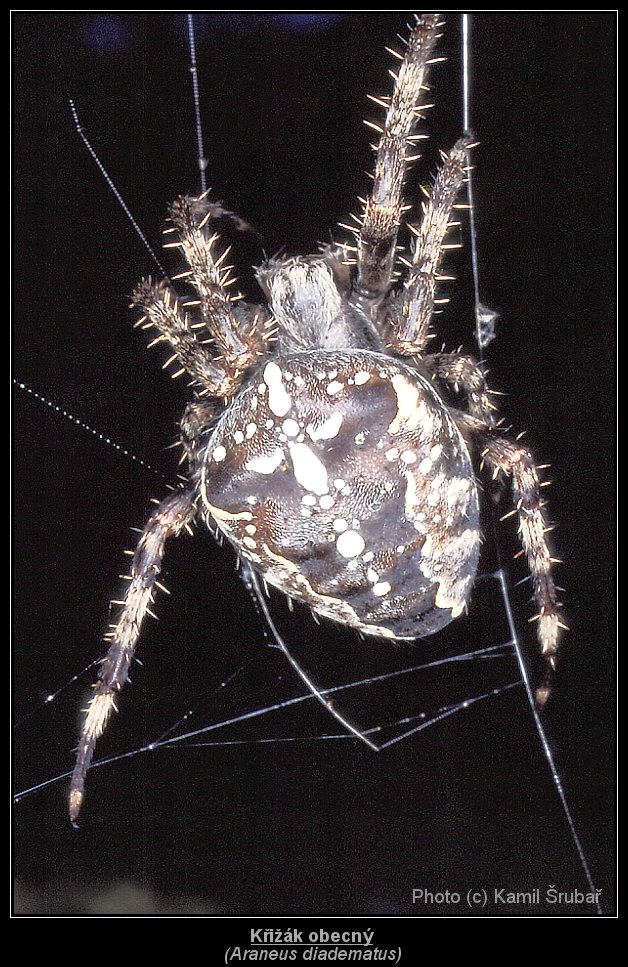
[200,349,480,639]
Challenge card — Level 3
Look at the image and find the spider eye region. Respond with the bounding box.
[199,350,480,640]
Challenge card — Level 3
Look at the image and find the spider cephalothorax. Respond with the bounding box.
[69,13,563,822]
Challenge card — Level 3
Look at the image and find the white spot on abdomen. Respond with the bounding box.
[282,418,300,437]
[246,447,285,475]
[288,442,329,495]
[307,410,343,442]
[447,476,473,511]
[336,529,365,559]
[388,374,428,435]
[326,380,344,396]
[420,527,479,618]
[264,362,292,417]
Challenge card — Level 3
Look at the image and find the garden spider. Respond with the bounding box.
[69,12,562,822]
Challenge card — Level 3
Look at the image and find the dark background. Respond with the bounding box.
[13,13,615,917]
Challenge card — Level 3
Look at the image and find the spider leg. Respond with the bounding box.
[69,486,198,822]
[455,413,563,707]
[426,351,499,427]
[180,398,221,466]
[349,13,442,311]
[133,195,272,400]
[391,138,471,356]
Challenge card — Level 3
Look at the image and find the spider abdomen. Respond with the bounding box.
[199,350,480,640]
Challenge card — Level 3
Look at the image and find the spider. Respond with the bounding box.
[69,12,563,822]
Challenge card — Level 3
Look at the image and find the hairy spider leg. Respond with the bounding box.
[426,351,499,428]
[427,358,563,702]
[133,196,272,401]
[70,195,275,820]
[350,13,443,310]
[69,487,197,822]
[454,411,563,706]
[392,137,472,355]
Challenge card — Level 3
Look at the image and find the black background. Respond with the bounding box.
[13,13,615,917]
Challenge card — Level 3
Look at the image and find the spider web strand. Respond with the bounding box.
[460,16,601,914]
[461,14,498,351]
[13,637,520,803]
[243,566,380,752]
[69,99,168,279]
[13,380,169,481]
[497,569,603,915]
[186,14,208,194]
